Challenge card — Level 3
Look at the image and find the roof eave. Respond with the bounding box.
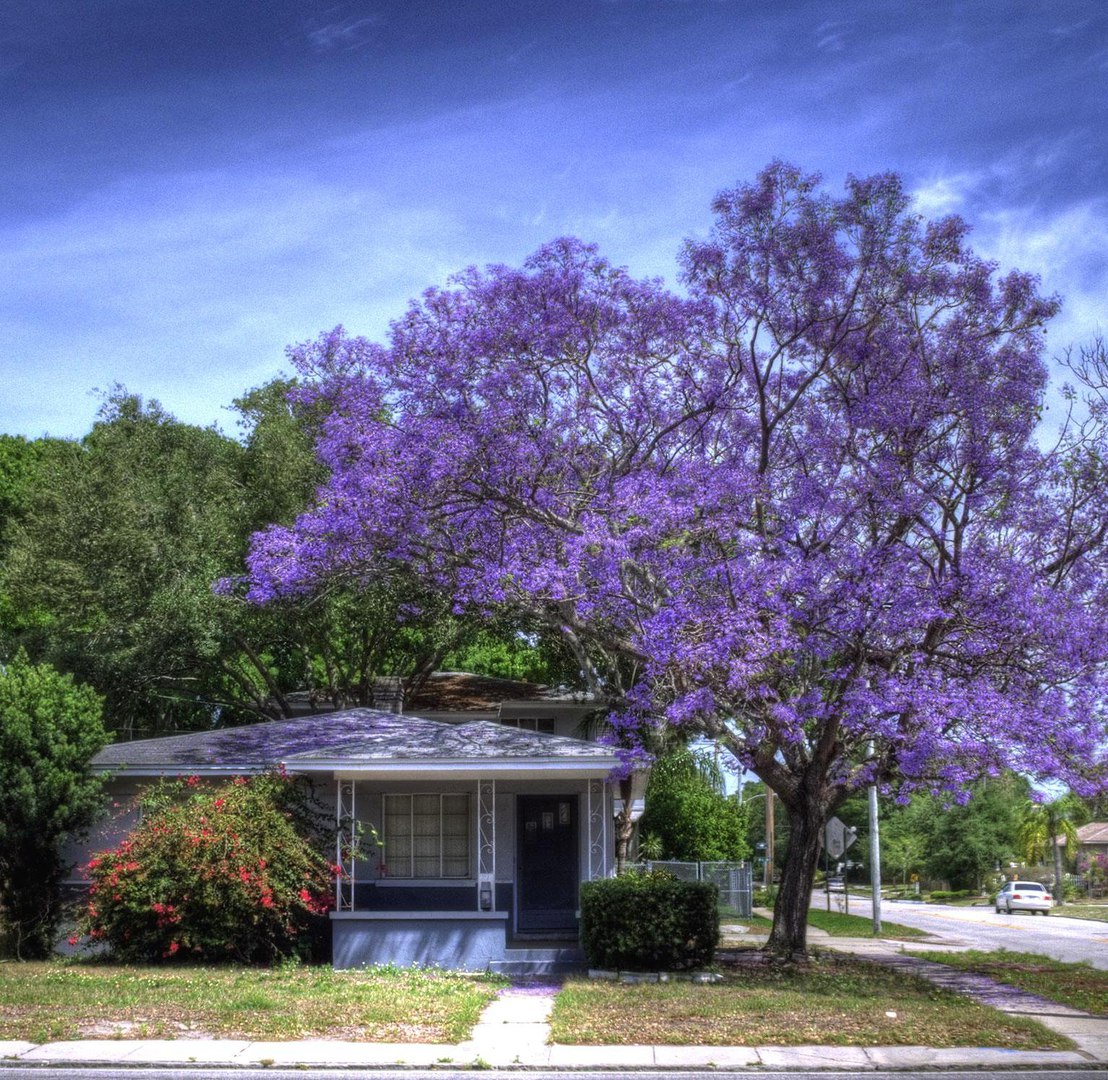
[92,757,620,780]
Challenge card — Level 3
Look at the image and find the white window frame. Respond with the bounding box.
[381,793,471,880]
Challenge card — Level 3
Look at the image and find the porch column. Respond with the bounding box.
[477,779,495,911]
[336,779,356,911]
[588,779,608,880]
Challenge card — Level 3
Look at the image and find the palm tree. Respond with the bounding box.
[1018,795,1082,905]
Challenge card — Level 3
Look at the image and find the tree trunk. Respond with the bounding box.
[614,775,636,874]
[1053,839,1066,906]
[766,798,825,958]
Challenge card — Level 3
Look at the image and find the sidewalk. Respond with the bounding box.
[3,928,1106,1071]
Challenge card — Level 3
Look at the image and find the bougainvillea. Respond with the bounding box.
[1079,852,1107,892]
[75,771,334,963]
[239,162,1108,956]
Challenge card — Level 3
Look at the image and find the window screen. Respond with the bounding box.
[382,793,471,879]
[500,717,556,734]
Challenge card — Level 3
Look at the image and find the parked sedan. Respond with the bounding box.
[995,880,1053,915]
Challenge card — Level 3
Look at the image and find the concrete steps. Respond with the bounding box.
[489,945,585,974]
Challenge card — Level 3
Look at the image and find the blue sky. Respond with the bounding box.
[2,0,1105,439]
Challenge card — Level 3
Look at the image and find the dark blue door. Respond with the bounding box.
[517,795,578,933]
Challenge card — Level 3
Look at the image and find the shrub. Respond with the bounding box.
[753,884,778,908]
[0,652,107,959]
[579,869,719,971]
[1079,853,1107,891]
[75,770,334,963]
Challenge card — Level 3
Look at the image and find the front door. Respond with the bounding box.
[516,795,579,933]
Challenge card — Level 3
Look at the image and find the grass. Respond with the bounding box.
[903,949,1108,1017]
[549,953,1070,1048]
[1056,903,1108,924]
[805,909,926,939]
[722,909,926,939]
[0,961,505,1044]
[717,912,926,939]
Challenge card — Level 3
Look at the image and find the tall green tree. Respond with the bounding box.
[877,798,931,887]
[916,774,1029,891]
[1018,794,1082,902]
[3,391,252,734]
[0,652,107,958]
[2,383,509,733]
[639,748,750,862]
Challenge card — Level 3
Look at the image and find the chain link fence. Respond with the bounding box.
[641,860,753,918]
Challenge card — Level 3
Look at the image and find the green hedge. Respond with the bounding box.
[579,870,719,971]
[927,889,975,901]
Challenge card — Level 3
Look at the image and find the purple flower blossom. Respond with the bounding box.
[239,164,1108,954]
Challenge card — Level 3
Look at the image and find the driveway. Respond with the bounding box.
[820,893,1108,969]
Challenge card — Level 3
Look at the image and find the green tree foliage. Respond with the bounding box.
[1018,793,1083,902]
[231,377,327,530]
[441,627,581,686]
[638,748,750,862]
[1,384,496,734]
[3,391,251,733]
[877,800,931,886]
[907,774,1030,891]
[0,652,107,958]
[0,435,62,655]
[0,435,48,536]
[76,771,333,963]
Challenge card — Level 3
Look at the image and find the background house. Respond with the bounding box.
[1075,822,1108,861]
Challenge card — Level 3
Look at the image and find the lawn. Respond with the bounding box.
[1055,904,1108,924]
[0,962,504,1044]
[806,909,927,939]
[903,949,1108,1017]
[722,910,925,939]
[549,953,1070,1048]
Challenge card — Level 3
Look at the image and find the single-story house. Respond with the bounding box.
[1076,822,1108,862]
[74,706,623,972]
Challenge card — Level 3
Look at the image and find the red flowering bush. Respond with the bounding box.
[75,771,335,963]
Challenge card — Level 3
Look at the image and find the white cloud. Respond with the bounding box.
[975,199,1108,349]
[911,173,980,217]
[306,15,382,52]
[0,171,466,437]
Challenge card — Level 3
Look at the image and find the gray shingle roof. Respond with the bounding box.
[92,708,620,773]
[1077,821,1108,845]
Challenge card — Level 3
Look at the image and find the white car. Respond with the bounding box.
[995,880,1053,915]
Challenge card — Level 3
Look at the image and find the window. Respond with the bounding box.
[382,794,470,879]
[500,716,555,734]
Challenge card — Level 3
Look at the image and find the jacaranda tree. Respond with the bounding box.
[242,163,1108,956]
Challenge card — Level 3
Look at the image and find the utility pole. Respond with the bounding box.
[765,790,775,890]
[868,777,882,934]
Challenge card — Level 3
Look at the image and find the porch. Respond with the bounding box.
[327,774,616,971]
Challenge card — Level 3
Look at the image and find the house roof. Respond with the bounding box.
[1076,822,1108,845]
[280,673,605,723]
[91,708,621,779]
[406,672,548,712]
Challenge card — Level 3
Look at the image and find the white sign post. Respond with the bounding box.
[824,816,858,911]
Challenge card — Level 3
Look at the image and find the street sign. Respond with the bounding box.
[824,816,858,859]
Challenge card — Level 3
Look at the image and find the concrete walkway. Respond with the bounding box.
[3,929,1107,1070]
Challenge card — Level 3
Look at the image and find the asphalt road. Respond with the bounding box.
[0,1072,1104,1080]
[821,893,1108,969]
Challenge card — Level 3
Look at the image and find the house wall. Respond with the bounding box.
[331,911,509,970]
[60,779,144,884]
